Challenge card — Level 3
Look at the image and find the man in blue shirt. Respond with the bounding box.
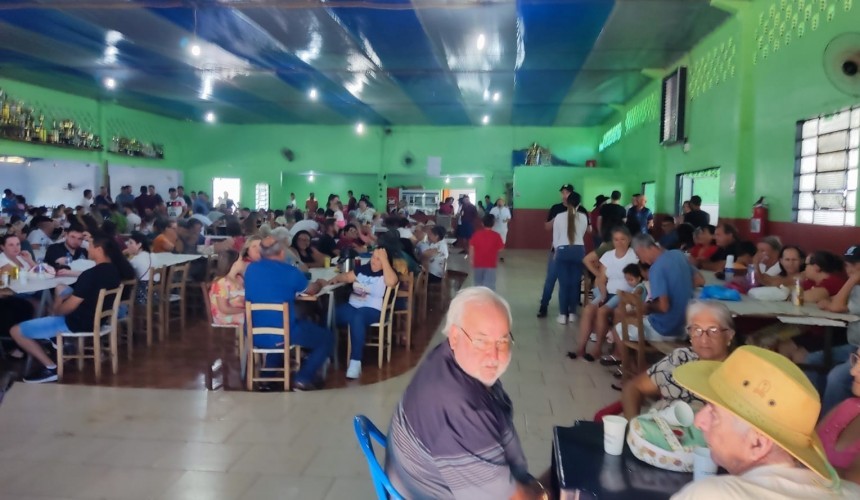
[626,194,653,235]
[244,236,333,390]
[193,191,211,215]
[615,234,703,341]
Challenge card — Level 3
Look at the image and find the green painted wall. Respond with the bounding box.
[185,125,602,210]
[599,0,860,223]
[0,78,192,172]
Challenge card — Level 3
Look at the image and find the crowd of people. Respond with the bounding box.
[1,184,516,386]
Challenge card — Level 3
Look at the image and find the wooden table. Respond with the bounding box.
[297,266,345,368]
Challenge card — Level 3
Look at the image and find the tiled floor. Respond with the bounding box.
[0,250,619,499]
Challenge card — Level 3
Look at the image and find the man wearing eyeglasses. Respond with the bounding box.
[385,287,549,499]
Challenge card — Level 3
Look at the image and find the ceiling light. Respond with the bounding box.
[309,88,318,101]
[483,89,490,101]
[492,91,501,102]
[356,122,365,135]
[204,111,216,123]
[103,77,116,90]
[467,177,474,184]
[445,177,451,184]
[482,115,490,125]
[476,34,486,51]
[309,171,315,182]
[190,44,201,57]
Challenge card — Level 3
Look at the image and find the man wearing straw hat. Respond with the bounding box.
[671,346,860,499]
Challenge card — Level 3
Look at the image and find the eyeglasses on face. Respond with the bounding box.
[686,325,730,338]
[458,326,514,353]
[850,352,859,368]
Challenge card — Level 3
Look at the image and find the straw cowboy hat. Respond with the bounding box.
[673,345,838,483]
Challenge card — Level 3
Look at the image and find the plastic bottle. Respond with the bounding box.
[793,277,804,306]
[724,255,735,282]
[747,265,757,288]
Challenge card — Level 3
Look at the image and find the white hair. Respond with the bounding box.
[686,300,735,331]
[443,286,512,335]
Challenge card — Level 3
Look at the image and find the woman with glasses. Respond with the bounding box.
[817,347,860,483]
[620,300,735,419]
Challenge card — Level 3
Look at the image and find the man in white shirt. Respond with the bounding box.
[27,216,55,249]
[287,192,297,209]
[754,235,783,277]
[166,187,187,219]
[124,206,142,232]
[79,189,93,215]
[421,226,449,282]
[671,346,860,500]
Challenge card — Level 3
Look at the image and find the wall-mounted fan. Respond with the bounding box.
[402,152,415,167]
[281,148,295,162]
[824,33,860,97]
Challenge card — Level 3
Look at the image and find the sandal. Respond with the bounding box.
[583,353,596,362]
[599,355,621,366]
[611,383,622,392]
[566,351,578,359]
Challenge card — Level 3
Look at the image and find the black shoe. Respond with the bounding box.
[566,351,578,359]
[537,308,548,318]
[583,353,596,363]
[24,367,57,384]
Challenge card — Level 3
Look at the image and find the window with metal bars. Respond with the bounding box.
[793,105,860,226]
[254,182,269,211]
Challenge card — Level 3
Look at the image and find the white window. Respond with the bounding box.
[212,178,240,211]
[794,106,860,226]
[255,182,269,211]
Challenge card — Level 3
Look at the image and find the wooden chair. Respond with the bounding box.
[119,278,138,359]
[347,284,400,368]
[201,281,245,377]
[426,260,448,310]
[57,285,124,380]
[414,267,429,323]
[164,263,189,337]
[617,291,684,380]
[393,273,415,349]
[244,301,302,391]
[143,266,167,345]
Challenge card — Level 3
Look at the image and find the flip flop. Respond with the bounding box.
[599,355,621,366]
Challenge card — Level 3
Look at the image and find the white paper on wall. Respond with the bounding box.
[427,156,441,177]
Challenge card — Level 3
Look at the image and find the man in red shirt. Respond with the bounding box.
[469,215,505,291]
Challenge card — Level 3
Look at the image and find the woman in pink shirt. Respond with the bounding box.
[818,347,860,482]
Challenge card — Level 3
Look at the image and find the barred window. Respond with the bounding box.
[254,182,269,211]
[793,105,860,226]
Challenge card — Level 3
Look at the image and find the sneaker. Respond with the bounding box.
[23,367,57,384]
[537,307,548,318]
[568,313,577,322]
[588,333,597,343]
[346,360,362,379]
[556,314,568,325]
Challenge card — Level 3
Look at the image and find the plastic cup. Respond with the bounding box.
[603,415,628,456]
[693,447,718,481]
[324,256,331,268]
[657,401,695,427]
[18,270,28,285]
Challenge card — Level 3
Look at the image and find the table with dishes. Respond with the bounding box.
[699,270,859,369]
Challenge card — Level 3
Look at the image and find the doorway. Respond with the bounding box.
[448,188,477,214]
[213,177,241,211]
[641,181,656,211]
[676,168,720,222]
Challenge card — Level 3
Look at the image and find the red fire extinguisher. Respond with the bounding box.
[751,196,768,236]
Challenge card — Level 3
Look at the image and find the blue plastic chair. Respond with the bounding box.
[353,415,405,500]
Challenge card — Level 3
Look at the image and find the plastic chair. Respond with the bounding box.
[353,415,405,500]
